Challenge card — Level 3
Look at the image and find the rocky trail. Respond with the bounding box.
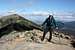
[0,29,75,50]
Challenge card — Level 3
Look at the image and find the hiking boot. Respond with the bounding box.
[41,38,44,41]
[48,39,51,42]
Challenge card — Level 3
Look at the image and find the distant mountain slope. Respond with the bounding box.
[58,21,75,36]
[64,21,75,28]
[0,14,43,38]
[0,14,42,30]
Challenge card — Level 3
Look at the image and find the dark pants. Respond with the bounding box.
[41,26,53,42]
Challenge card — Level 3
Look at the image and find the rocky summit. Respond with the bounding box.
[0,29,75,50]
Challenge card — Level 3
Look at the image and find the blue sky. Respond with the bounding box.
[0,0,75,12]
[0,0,75,22]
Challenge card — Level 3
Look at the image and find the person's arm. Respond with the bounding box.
[52,16,57,28]
[41,18,47,26]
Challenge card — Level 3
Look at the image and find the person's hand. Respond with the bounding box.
[56,27,58,29]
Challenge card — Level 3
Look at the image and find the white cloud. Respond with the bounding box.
[0,10,75,22]
[9,11,75,22]
[19,11,75,22]
[53,11,75,22]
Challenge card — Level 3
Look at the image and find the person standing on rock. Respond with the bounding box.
[41,15,58,42]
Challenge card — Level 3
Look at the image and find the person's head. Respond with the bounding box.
[49,15,52,18]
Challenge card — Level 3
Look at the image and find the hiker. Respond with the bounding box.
[41,15,57,42]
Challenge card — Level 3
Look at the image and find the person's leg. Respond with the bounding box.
[41,31,46,41]
[48,28,53,42]
[41,27,48,41]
